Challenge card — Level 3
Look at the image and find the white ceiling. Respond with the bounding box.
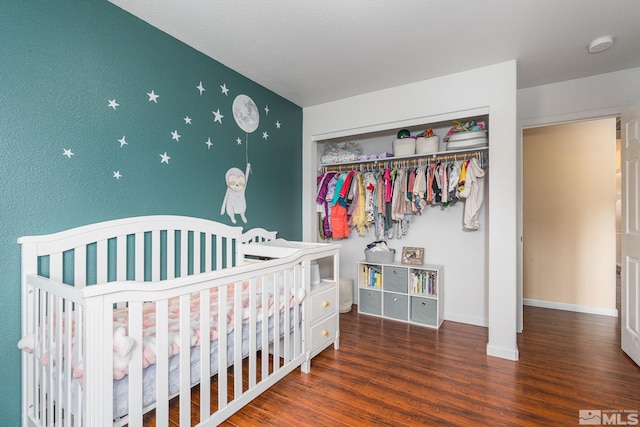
[108,0,640,108]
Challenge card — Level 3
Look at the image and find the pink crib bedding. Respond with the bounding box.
[18,281,305,382]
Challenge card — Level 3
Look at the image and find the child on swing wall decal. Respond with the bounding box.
[220,163,250,224]
[220,94,259,224]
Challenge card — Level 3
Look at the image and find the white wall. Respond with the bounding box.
[518,67,640,125]
[303,61,519,360]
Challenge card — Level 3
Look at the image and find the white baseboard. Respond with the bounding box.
[486,343,519,361]
[523,298,618,317]
[444,313,488,327]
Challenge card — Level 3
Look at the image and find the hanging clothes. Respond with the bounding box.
[349,173,369,236]
[316,172,337,239]
[364,172,377,223]
[412,166,427,211]
[446,161,461,206]
[317,151,487,239]
[457,157,485,230]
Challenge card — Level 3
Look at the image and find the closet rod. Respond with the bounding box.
[320,147,488,173]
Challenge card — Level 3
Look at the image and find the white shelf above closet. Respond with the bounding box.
[319,146,488,171]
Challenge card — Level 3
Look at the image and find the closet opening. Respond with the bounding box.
[522,117,619,318]
[315,113,491,328]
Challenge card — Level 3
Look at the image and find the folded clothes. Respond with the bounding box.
[366,240,392,252]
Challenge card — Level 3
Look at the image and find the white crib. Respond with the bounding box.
[17,215,338,426]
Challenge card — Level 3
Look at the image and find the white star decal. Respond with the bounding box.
[171,130,181,141]
[160,152,171,164]
[262,131,269,140]
[108,99,119,110]
[236,137,242,145]
[212,109,224,124]
[63,148,74,158]
[118,136,128,147]
[205,137,213,149]
[264,105,269,115]
[113,171,122,180]
[220,83,229,95]
[184,116,192,125]
[275,120,281,129]
[196,81,206,95]
[147,90,159,103]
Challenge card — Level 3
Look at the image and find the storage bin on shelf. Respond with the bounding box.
[364,248,395,263]
[416,135,440,154]
[392,138,416,156]
[444,130,488,151]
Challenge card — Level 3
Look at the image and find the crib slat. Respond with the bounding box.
[54,296,64,424]
[128,301,144,426]
[135,233,144,281]
[294,265,302,357]
[84,297,113,425]
[26,288,38,424]
[117,235,127,281]
[75,304,84,423]
[261,278,269,381]
[167,230,175,280]
[225,236,233,268]
[204,233,212,273]
[46,293,54,426]
[34,290,47,421]
[74,245,87,287]
[215,235,223,271]
[50,253,62,283]
[97,240,108,284]
[180,230,188,277]
[152,230,160,282]
[283,269,291,363]
[248,278,257,389]
[200,288,211,423]
[218,285,228,409]
[272,272,280,373]
[179,293,191,427]
[64,302,73,427]
[67,303,84,424]
[195,232,202,274]
[155,299,169,426]
[233,281,243,399]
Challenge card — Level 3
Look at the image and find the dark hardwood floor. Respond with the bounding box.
[220,304,640,427]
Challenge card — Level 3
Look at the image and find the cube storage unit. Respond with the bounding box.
[357,261,443,328]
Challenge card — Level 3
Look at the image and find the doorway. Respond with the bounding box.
[522,118,618,316]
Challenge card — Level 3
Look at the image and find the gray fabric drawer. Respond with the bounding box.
[383,292,408,321]
[382,265,408,293]
[410,296,437,326]
[359,288,382,315]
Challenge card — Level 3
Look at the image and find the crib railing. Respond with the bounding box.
[21,253,307,426]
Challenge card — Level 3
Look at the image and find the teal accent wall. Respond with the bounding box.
[0,2,302,422]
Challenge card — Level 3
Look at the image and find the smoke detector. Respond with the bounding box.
[588,35,614,53]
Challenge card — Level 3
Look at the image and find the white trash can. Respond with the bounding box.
[339,278,353,313]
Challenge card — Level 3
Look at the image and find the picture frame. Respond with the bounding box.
[401,246,424,265]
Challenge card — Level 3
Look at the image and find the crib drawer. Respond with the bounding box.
[311,285,337,322]
[310,314,337,353]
